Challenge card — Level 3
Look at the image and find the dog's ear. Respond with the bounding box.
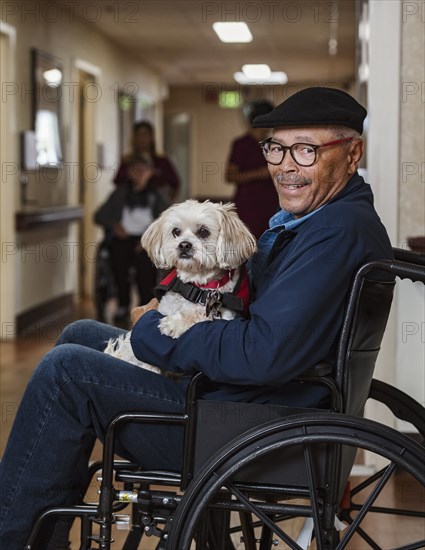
[216,203,257,269]
[141,216,170,268]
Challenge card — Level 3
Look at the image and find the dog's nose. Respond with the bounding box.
[178,241,192,252]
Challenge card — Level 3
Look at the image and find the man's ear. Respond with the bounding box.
[348,139,364,176]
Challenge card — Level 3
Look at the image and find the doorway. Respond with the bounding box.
[76,68,98,298]
[164,112,192,201]
[0,24,17,339]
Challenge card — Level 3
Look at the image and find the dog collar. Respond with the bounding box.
[155,266,250,316]
[192,270,235,289]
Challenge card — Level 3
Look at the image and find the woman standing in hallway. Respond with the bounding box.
[114,120,180,204]
[225,100,279,239]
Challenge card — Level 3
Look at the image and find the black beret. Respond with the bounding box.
[244,100,274,125]
[252,87,367,134]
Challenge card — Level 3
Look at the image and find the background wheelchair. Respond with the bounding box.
[94,237,116,324]
[27,248,425,550]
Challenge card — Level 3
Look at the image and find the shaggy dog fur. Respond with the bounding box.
[104,200,257,373]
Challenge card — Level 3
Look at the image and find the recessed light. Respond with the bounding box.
[233,71,288,85]
[242,64,271,79]
[212,22,253,43]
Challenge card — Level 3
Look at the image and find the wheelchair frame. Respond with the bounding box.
[26,248,425,550]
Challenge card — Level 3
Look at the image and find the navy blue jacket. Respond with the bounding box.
[131,174,393,407]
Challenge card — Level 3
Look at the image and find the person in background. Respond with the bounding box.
[114,120,180,204]
[225,100,279,239]
[94,156,168,327]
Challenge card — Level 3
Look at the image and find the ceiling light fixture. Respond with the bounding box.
[242,64,271,79]
[233,70,288,85]
[212,22,253,43]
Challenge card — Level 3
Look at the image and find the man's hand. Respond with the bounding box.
[131,298,159,325]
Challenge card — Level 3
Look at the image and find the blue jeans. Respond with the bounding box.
[0,320,189,549]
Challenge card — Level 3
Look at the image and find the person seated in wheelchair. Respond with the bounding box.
[0,87,393,549]
[94,155,169,328]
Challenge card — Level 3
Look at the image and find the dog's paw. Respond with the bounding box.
[159,315,188,339]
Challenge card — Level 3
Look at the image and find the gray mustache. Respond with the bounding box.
[274,173,311,186]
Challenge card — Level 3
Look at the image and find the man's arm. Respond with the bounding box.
[130,225,359,387]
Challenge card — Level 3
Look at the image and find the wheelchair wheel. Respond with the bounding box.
[166,412,425,550]
[338,379,425,549]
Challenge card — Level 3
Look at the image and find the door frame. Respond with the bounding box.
[0,22,17,339]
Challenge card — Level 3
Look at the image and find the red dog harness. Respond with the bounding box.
[155,265,250,318]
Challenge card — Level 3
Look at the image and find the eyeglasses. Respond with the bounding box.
[259,137,354,167]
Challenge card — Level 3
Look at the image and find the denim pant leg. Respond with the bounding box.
[0,320,189,550]
[48,319,129,550]
[56,318,128,350]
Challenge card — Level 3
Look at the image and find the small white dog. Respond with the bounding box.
[104,199,257,373]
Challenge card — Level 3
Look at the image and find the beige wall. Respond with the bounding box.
[0,23,18,339]
[165,83,353,200]
[164,86,245,201]
[399,6,425,247]
[396,1,425,426]
[0,4,165,335]
[366,0,424,437]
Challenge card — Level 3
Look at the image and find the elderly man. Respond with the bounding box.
[0,87,392,548]
[131,87,392,403]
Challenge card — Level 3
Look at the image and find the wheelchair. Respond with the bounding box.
[26,248,425,550]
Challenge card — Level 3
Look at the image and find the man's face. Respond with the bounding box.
[267,127,362,218]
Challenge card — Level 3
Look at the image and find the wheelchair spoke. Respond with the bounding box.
[238,511,258,550]
[303,441,324,550]
[226,482,304,550]
[349,465,388,497]
[337,459,398,549]
[339,512,382,550]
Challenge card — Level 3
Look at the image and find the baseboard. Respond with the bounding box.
[16,293,75,335]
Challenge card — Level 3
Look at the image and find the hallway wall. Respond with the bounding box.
[366,0,424,434]
[1,3,166,336]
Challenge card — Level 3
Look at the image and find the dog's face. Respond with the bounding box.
[142,200,257,283]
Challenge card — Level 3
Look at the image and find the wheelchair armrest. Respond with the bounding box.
[393,247,425,266]
[187,365,341,410]
[297,362,342,412]
[186,371,211,405]
[299,362,333,378]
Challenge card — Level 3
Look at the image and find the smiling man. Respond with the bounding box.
[132,87,393,400]
[255,87,366,219]
[262,128,361,216]
[0,87,393,550]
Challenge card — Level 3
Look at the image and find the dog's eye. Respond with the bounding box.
[172,228,181,238]
[197,227,210,239]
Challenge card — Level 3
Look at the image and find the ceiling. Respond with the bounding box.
[68,0,358,86]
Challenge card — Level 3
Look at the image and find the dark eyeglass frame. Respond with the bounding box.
[259,137,354,167]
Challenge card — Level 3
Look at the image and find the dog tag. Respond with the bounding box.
[206,290,222,319]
